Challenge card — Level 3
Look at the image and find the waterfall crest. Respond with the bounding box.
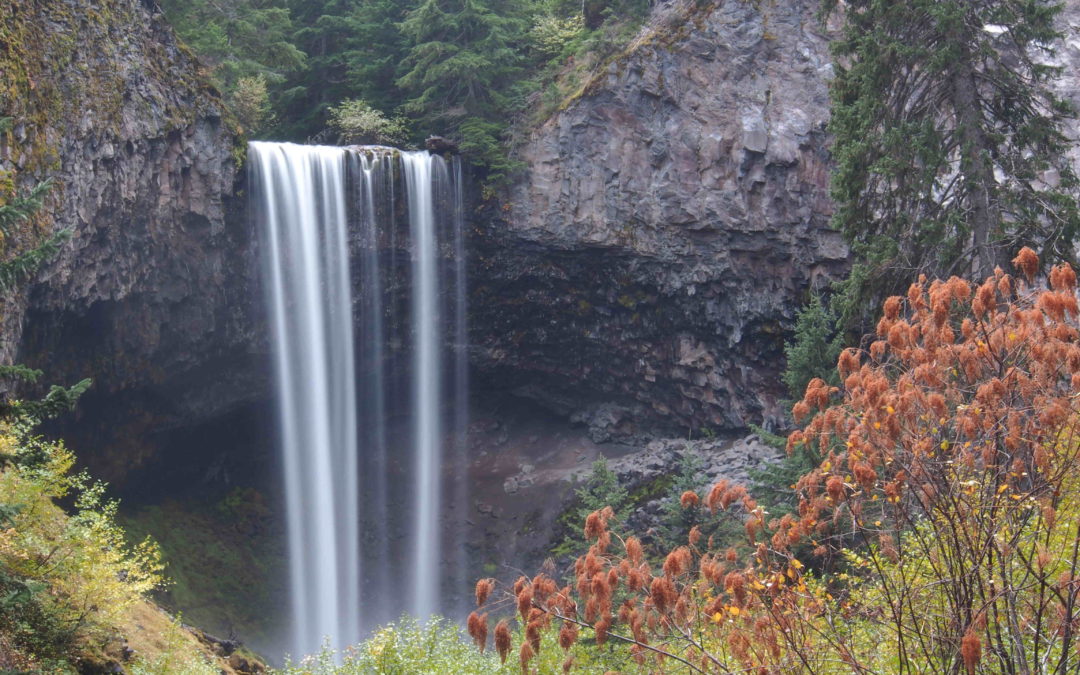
[249,141,468,659]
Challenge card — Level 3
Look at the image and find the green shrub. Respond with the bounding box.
[272,615,634,674]
[327,99,408,146]
[0,423,164,668]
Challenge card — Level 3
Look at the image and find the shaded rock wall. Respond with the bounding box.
[472,0,847,438]
[1,0,259,485]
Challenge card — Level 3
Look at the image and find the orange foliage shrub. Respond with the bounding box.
[471,249,1080,673]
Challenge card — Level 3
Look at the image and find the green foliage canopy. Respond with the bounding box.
[163,0,649,177]
[159,0,305,92]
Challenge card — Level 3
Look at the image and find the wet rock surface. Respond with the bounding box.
[607,434,783,491]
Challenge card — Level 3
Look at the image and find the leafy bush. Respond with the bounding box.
[232,75,275,135]
[0,422,164,668]
[271,615,631,674]
[327,99,408,146]
[472,249,1080,673]
[528,14,586,60]
[0,125,169,670]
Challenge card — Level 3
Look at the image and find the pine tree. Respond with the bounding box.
[397,0,528,177]
[0,117,70,293]
[0,179,66,292]
[781,293,841,400]
[552,457,629,559]
[276,0,364,138]
[826,0,1080,324]
[343,0,412,115]
[159,0,305,93]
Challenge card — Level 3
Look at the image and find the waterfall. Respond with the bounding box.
[401,152,442,619]
[250,142,468,659]
[250,143,359,656]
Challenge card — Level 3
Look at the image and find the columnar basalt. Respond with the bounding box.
[471,0,848,439]
[2,0,254,486]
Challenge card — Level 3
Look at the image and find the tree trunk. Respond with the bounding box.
[951,48,999,279]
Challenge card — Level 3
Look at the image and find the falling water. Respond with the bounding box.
[250,142,360,657]
[250,141,469,659]
[449,159,470,612]
[402,152,442,619]
[350,150,390,608]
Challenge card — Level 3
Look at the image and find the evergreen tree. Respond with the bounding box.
[0,179,67,292]
[826,0,1080,325]
[552,457,629,559]
[0,118,70,294]
[277,0,371,138]
[653,452,705,552]
[344,0,413,115]
[397,0,528,177]
[781,293,841,400]
[160,0,305,93]
[159,0,305,134]
[161,0,651,173]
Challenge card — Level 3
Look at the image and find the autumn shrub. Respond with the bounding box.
[473,248,1080,673]
[0,420,163,668]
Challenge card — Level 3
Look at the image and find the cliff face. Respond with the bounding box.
[1,0,259,485]
[2,0,845,485]
[472,0,847,439]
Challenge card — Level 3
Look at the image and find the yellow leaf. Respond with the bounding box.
[729,606,741,616]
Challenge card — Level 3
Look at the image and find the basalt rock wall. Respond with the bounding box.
[1,0,261,486]
[471,0,848,440]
